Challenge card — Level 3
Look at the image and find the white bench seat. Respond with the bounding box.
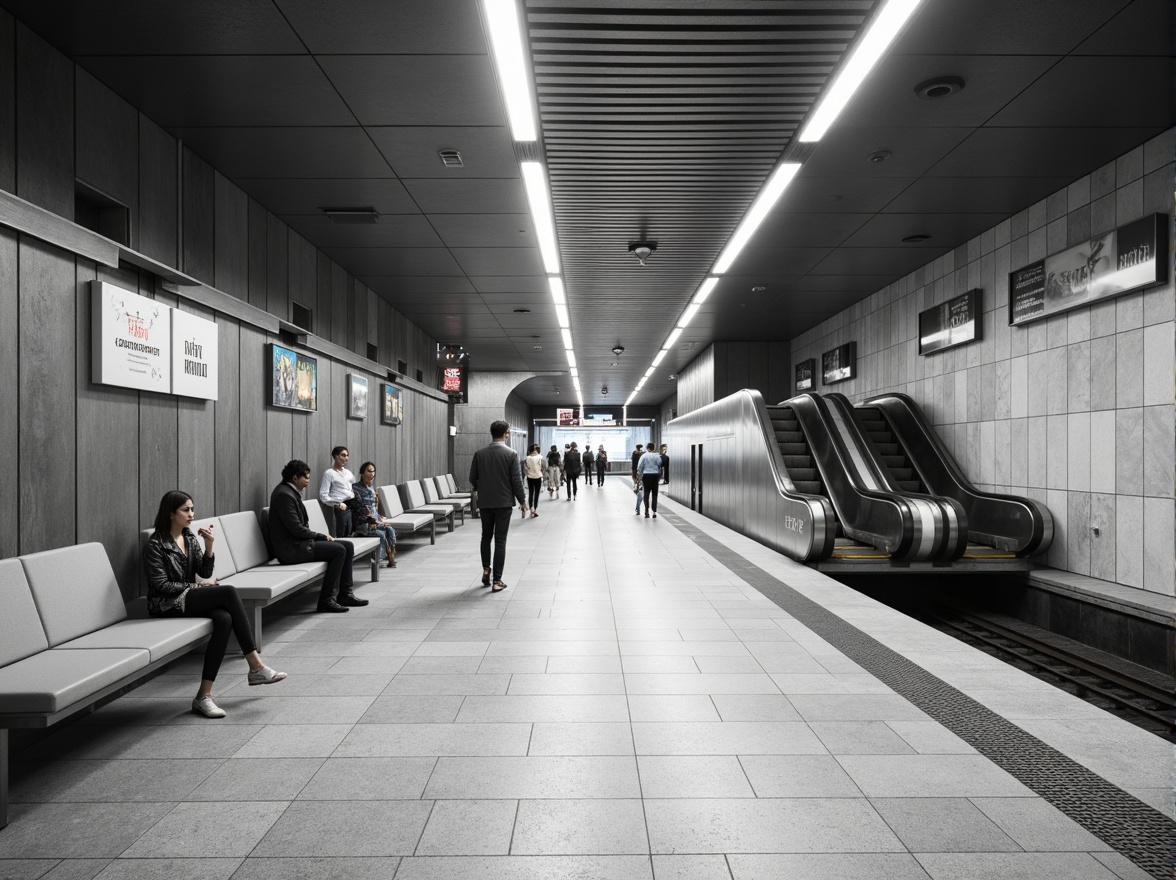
[0,648,150,715]
[56,618,213,663]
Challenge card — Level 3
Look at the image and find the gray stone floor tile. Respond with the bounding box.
[637,756,755,798]
[390,855,654,880]
[336,723,532,757]
[764,674,857,694]
[869,798,1021,852]
[0,860,62,880]
[838,755,1034,797]
[709,695,800,722]
[970,797,1114,851]
[632,722,827,755]
[1089,852,1156,880]
[620,642,750,657]
[11,759,221,804]
[0,804,175,859]
[885,722,977,755]
[92,858,242,879]
[251,801,433,857]
[122,802,288,858]
[18,725,263,762]
[414,800,517,855]
[412,641,490,657]
[180,757,321,802]
[169,697,377,727]
[477,656,551,674]
[727,853,932,879]
[507,674,626,695]
[511,799,649,855]
[357,695,465,724]
[787,694,931,722]
[423,757,641,799]
[296,757,437,799]
[739,755,863,797]
[484,641,619,657]
[543,655,623,674]
[528,723,635,756]
[692,656,766,674]
[457,695,630,723]
[627,695,721,722]
[37,860,114,880]
[625,673,780,695]
[809,721,918,755]
[228,857,402,880]
[621,656,699,674]
[383,674,511,696]
[233,725,352,758]
[645,798,905,854]
[398,657,483,675]
[912,852,1122,879]
[651,854,734,880]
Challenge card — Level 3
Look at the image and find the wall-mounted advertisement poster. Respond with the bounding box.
[348,374,369,420]
[556,408,579,427]
[381,383,403,426]
[440,365,468,404]
[171,309,219,400]
[821,342,856,385]
[91,281,171,394]
[269,343,317,412]
[1009,214,1167,326]
[918,288,982,356]
[795,358,816,392]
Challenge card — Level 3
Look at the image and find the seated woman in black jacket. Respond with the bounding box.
[143,491,287,718]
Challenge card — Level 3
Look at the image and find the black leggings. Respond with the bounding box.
[642,474,660,513]
[527,477,542,509]
[567,475,579,497]
[175,586,256,682]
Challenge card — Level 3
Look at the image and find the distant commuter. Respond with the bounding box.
[271,459,366,612]
[353,461,396,568]
[318,446,355,537]
[469,420,527,591]
[596,445,608,486]
[545,444,562,498]
[524,444,545,518]
[564,442,583,500]
[660,444,670,484]
[631,444,644,481]
[144,491,286,718]
[637,442,663,518]
[581,445,595,486]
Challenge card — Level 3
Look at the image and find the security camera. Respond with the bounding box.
[601,386,609,395]
[611,345,625,355]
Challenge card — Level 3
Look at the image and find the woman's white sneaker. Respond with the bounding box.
[192,695,226,718]
[247,666,288,686]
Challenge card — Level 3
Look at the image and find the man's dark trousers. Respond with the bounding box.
[480,507,512,582]
[313,539,355,602]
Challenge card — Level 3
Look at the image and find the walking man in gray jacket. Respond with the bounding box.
[469,420,527,591]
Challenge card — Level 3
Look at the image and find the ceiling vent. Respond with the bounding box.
[438,149,464,168]
[322,207,379,224]
[914,76,965,100]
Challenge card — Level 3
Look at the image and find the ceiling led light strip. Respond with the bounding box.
[522,162,560,274]
[714,163,802,274]
[483,0,537,141]
[798,0,924,143]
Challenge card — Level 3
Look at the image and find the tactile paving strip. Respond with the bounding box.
[660,508,1176,879]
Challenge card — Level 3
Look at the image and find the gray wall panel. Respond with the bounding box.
[214,318,241,514]
[182,148,215,284]
[315,252,332,338]
[137,283,179,544]
[214,172,248,300]
[16,24,73,217]
[137,115,177,267]
[176,301,217,507]
[0,228,17,558]
[75,69,138,245]
[247,198,267,310]
[266,211,288,320]
[0,9,13,192]
[238,325,269,513]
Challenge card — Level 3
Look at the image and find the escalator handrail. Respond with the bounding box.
[862,392,1053,556]
[780,393,918,559]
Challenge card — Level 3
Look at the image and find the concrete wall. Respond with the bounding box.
[676,340,792,416]
[789,128,1175,597]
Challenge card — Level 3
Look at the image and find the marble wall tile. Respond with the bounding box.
[1047,414,1068,490]
[980,420,995,485]
[1089,410,1116,495]
[1143,128,1174,174]
[1089,335,1116,408]
[1115,327,1143,408]
[1067,491,1091,576]
[1067,175,1091,209]
[954,370,967,424]
[1067,412,1090,492]
[1046,347,1068,415]
[993,305,1011,362]
[1027,416,1047,488]
[994,418,1011,485]
[1090,160,1116,199]
[1142,405,1175,498]
[1047,314,1068,349]
[966,366,983,421]
[1027,226,1047,262]
[1143,166,1173,217]
[1046,216,1067,255]
[1026,351,1048,416]
[1047,190,1068,222]
[1067,309,1090,344]
[1066,342,1090,412]
[1142,322,1173,406]
[1089,299,1116,338]
[980,362,996,421]
[1010,418,1027,486]
[1046,488,1068,570]
[1116,145,1143,184]
[1116,293,1143,332]
[1090,192,1116,237]
[1066,205,1091,247]
[1115,408,1144,496]
[1143,497,1175,597]
[1010,355,1028,418]
[994,359,1011,419]
[1089,493,1117,582]
[1115,494,1144,588]
[1116,177,1144,225]
[966,421,982,481]
[1027,319,1047,353]
[1027,197,1048,231]
[1142,277,1175,326]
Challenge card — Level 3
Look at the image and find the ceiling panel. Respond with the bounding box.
[275,0,488,54]
[368,126,520,179]
[171,127,395,179]
[783,175,918,214]
[323,247,465,276]
[801,126,974,179]
[1074,0,1174,56]
[469,276,551,294]
[724,247,833,277]
[429,214,538,249]
[451,247,547,276]
[927,127,1164,179]
[233,179,420,217]
[809,246,952,277]
[401,178,530,214]
[840,212,1008,249]
[359,276,477,296]
[318,56,505,126]
[280,214,443,250]
[883,176,1075,215]
[752,213,874,248]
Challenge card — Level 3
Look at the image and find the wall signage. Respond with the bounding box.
[91,281,171,394]
[170,309,219,400]
[269,343,318,412]
[918,288,982,356]
[821,342,856,385]
[440,366,468,403]
[794,358,816,392]
[1009,214,1167,326]
[556,408,579,427]
[381,383,403,426]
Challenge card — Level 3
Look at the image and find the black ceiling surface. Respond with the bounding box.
[2,0,1172,407]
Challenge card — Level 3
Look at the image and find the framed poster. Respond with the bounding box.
[557,407,579,427]
[91,281,171,394]
[381,383,403,426]
[440,365,468,403]
[919,288,982,356]
[821,342,856,385]
[1009,214,1167,326]
[171,309,219,400]
[348,374,369,419]
[269,343,317,412]
[794,358,816,392]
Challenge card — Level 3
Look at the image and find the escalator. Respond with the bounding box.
[853,408,924,492]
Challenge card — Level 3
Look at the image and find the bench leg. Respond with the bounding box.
[1,728,8,829]
[446,513,454,533]
[429,520,436,544]
[370,552,379,583]
[458,508,465,526]
[250,604,265,653]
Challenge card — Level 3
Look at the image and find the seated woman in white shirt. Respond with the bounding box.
[319,445,356,536]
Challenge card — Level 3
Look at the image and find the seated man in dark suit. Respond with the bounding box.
[269,459,367,612]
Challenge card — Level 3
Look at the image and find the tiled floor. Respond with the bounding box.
[0,481,1156,879]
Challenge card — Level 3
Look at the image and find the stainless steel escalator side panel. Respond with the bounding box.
[863,392,1054,556]
[664,390,836,562]
[782,393,925,561]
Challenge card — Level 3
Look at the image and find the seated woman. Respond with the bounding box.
[352,461,397,568]
[143,491,287,718]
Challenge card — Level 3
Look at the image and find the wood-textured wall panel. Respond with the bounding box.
[16,24,73,217]
[0,229,17,558]
[289,230,316,320]
[266,213,288,320]
[76,261,140,597]
[137,282,179,540]
[177,299,217,507]
[75,69,138,244]
[0,10,15,192]
[18,237,76,553]
[182,148,215,284]
[214,318,241,514]
[266,408,294,501]
[307,356,333,478]
[137,115,177,267]
[214,172,248,300]
[247,198,267,310]
[315,253,332,338]
[238,325,269,513]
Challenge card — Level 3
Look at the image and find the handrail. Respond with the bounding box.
[862,392,1053,556]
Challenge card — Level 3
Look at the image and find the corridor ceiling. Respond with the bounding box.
[4,0,1173,407]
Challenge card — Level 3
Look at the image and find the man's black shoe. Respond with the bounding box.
[317,600,350,613]
[337,594,369,607]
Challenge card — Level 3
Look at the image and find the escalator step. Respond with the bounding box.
[774,431,804,443]
[788,469,819,481]
[889,468,914,480]
[793,481,823,495]
[856,410,884,423]
[881,455,907,468]
[781,455,812,468]
[779,443,808,455]
[873,443,899,455]
[897,480,921,491]
[866,430,894,443]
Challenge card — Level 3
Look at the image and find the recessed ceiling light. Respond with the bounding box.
[902,233,932,243]
[532,344,542,350]
[752,286,766,292]
[866,150,891,164]
[914,76,965,100]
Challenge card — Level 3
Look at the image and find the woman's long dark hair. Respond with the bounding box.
[152,490,193,537]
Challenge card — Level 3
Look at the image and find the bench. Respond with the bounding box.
[420,478,470,522]
[300,500,382,582]
[396,481,457,532]
[0,544,214,828]
[373,485,436,545]
[437,474,471,500]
